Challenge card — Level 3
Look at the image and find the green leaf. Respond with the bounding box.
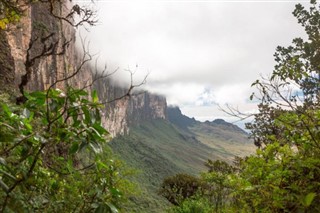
[89,126,102,138]
[94,203,118,213]
[69,142,79,154]
[0,20,7,30]
[105,203,119,213]
[0,179,9,193]
[92,90,99,103]
[96,160,108,170]
[23,118,32,131]
[303,192,316,207]
[93,123,109,136]
[94,203,114,213]
[75,89,88,96]
[82,106,91,124]
[1,104,12,117]
[0,169,16,181]
[72,119,81,128]
[110,188,123,198]
[89,142,102,154]
[29,91,46,105]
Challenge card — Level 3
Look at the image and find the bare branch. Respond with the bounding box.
[218,104,253,122]
[99,69,149,105]
[17,32,71,104]
[45,0,98,29]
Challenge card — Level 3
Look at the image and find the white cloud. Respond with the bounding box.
[213,83,251,105]
[76,0,308,122]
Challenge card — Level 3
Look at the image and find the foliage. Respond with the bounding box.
[163,1,320,212]
[201,160,235,213]
[159,173,204,206]
[0,0,97,30]
[111,115,252,212]
[231,0,320,212]
[167,197,212,213]
[0,0,134,212]
[0,88,134,212]
[0,0,24,29]
[161,160,238,213]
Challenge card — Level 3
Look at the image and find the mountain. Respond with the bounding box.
[167,106,197,131]
[0,1,167,137]
[94,79,168,136]
[110,107,255,212]
[0,2,255,212]
[206,118,248,134]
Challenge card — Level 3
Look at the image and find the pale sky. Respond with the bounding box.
[76,0,307,126]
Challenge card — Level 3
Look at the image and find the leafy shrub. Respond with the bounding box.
[159,173,204,206]
[0,88,134,212]
[168,197,212,213]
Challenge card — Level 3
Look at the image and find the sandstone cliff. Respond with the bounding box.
[93,77,167,135]
[0,0,167,136]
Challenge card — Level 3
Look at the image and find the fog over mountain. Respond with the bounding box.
[77,0,307,126]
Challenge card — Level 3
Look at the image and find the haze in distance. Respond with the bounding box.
[77,0,307,128]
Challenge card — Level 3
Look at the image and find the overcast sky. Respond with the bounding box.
[77,0,308,126]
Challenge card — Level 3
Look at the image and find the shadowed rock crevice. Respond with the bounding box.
[0,31,15,89]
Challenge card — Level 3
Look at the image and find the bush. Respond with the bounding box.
[159,173,204,205]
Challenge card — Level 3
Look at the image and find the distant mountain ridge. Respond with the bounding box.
[0,2,254,212]
[110,105,255,212]
[167,106,247,135]
[0,0,248,140]
[167,106,196,131]
[205,119,248,135]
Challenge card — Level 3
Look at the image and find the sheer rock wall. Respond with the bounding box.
[0,0,167,136]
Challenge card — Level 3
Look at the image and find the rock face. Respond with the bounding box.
[0,0,167,136]
[4,1,85,91]
[167,106,197,131]
[94,78,167,136]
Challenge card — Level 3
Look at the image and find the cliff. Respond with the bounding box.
[0,0,167,136]
[94,78,167,135]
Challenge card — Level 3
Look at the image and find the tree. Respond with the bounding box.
[0,0,142,212]
[0,87,135,212]
[162,160,240,213]
[164,1,320,212]
[201,160,235,212]
[159,173,204,206]
[232,1,320,212]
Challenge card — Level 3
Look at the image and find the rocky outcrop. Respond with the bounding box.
[0,31,15,87]
[94,78,167,136]
[167,106,197,131]
[2,3,31,89]
[0,0,167,136]
[4,1,83,91]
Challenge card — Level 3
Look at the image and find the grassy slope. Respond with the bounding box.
[109,119,215,212]
[190,123,256,163]
[110,118,255,212]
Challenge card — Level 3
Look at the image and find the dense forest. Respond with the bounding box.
[0,0,320,212]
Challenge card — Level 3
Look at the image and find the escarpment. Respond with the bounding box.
[0,0,167,136]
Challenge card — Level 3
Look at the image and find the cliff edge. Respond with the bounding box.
[0,0,167,136]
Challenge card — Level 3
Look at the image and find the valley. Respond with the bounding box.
[110,107,255,212]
